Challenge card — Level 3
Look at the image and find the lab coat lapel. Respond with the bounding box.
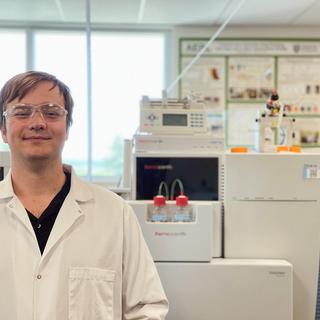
[6,196,36,237]
[42,169,93,258]
[0,171,35,237]
[42,196,83,257]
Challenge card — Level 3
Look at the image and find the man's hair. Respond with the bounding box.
[0,71,74,129]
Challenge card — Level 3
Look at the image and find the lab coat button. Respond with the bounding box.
[37,274,42,280]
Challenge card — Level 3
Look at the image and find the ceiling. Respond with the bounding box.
[0,0,319,27]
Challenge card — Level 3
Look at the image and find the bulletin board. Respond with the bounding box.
[179,38,320,147]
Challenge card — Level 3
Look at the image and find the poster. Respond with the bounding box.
[228,57,274,101]
[278,57,320,115]
[180,56,225,110]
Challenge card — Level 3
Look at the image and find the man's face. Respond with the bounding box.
[1,81,68,163]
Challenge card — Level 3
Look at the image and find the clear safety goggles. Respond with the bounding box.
[3,103,68,121]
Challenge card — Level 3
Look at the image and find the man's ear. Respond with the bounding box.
[1,126,8,144]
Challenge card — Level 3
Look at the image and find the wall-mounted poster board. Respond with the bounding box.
[179,39,320,147]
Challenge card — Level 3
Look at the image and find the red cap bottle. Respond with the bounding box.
[176,194,188,207]
[153,195,166,207]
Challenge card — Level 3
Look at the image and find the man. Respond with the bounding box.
[0,71,168,319]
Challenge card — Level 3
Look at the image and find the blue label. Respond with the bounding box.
[151,214,168,222]
[174,213,192,222]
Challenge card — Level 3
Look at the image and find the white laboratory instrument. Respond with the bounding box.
[128,200,222,261]
[156,259,293,320]
[140,95,208,135]
[136,95,224,152]
[0,151,10,180]
[255,115,297,152]
[224,153,320,320]
[133,132,224,153]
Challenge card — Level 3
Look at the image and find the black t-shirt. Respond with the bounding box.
[27,171,71,254]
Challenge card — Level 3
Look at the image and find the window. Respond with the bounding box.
[91,32,165,181]
[0,29,26,151]
[34,30,165,185]
[34,31,88,175]
[0,30,26,87]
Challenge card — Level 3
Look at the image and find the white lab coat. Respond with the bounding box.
[0,165,168,320]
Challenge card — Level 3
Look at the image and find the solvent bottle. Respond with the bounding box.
[174,194,192,222]
[151,195,169,222]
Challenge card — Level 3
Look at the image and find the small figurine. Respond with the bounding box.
[266,89,284,116]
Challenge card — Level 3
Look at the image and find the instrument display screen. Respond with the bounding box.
[136,157,219,200]
[163,114,188,126]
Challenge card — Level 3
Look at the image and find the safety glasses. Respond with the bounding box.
[3,103,68,121]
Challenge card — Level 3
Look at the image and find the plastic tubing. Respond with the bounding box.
[170,178,185,200]
[158,181,169,200]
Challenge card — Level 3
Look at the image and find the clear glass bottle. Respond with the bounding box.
[174,194,192,222]
[150,195,169,222]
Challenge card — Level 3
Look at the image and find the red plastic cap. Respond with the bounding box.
[176,194,188,206]
[153,195,166,206]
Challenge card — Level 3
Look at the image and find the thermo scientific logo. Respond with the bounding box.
[144,165,173,170]
[155,232,187,236]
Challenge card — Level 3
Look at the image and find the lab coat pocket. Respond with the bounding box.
[69,267,115,320]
